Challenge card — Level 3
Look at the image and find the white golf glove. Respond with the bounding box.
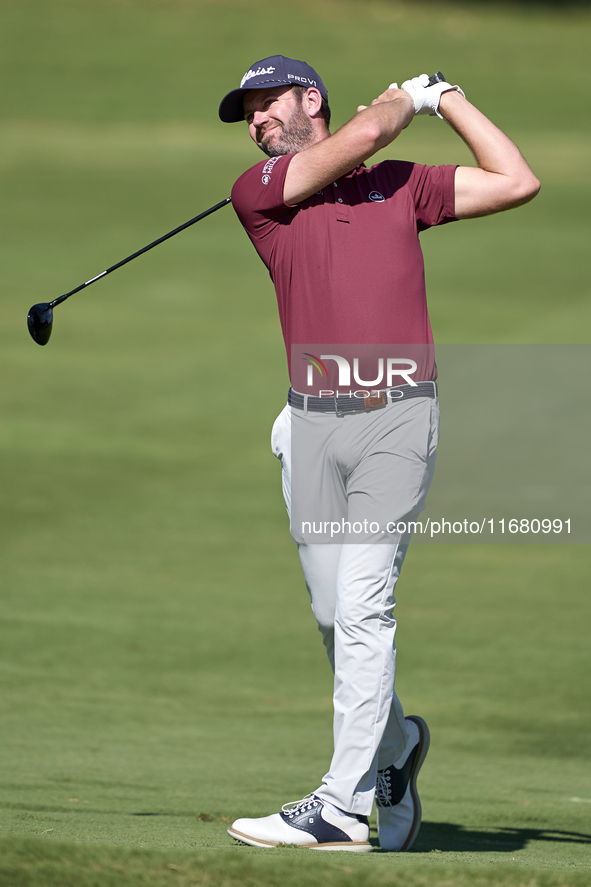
[389,74,465,118]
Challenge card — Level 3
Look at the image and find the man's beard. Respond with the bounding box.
[259,102,314,157]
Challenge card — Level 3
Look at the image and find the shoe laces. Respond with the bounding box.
[281,794,320,818]
[376,768,392,806]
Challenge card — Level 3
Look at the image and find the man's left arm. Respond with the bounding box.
[437,90,540,219]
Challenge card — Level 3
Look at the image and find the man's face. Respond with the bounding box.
[243,86,314,157]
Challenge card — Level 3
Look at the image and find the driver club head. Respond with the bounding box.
[27,302,54,346]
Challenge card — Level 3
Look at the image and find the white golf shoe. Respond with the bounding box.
[376,715,430,851]
[228,794,372,851]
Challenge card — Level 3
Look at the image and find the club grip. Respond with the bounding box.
[427,72,446,86]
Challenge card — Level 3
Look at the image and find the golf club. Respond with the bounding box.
[27,197,232,345]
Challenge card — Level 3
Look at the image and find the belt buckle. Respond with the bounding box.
[334,394,361,417]
[364,391,387,411]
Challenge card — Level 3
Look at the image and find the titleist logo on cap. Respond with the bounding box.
[240,66,276,88]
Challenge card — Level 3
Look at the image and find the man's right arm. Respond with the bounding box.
[283,90,414,205]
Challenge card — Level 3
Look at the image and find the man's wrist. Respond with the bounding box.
[360,92,414,128]
[393,92,415,126]
[437,88,466,118]
[398,92,415,110]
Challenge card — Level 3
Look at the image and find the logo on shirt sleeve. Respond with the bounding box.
[261,156,281,184]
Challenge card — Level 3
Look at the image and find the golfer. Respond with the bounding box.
[218,56,539,852]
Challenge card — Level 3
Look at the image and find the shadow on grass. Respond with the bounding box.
[400,821,591,853]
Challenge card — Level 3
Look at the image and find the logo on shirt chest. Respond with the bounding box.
[369,191,385,202]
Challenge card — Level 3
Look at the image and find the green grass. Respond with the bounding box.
[0,1,590,885]
[4,839,591,887]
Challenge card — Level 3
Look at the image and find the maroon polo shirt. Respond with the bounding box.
[231,153,457,390]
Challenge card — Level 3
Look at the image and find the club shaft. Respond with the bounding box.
[50,197,232,309]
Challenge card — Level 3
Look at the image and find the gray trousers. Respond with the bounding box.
[271,394,439,815]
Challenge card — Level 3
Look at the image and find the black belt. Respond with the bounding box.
[288,381,437,415]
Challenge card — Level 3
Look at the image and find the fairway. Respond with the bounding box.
[1,2,590,885]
